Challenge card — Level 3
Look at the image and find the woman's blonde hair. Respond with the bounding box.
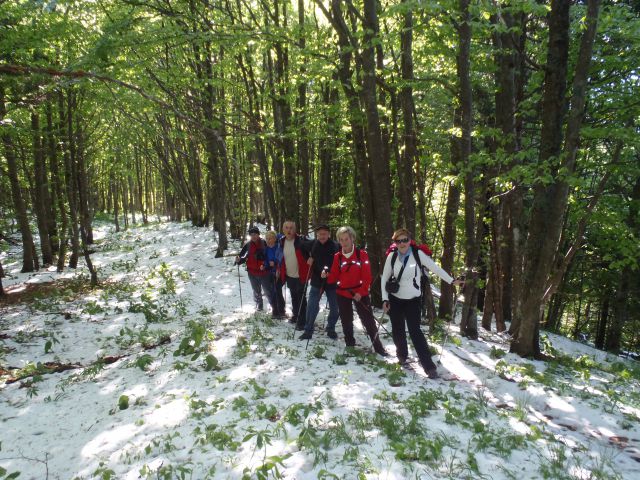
[336,226,357,243]
[392,228,411,241]
[265,230,277,241]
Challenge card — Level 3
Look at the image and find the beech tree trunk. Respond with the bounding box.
[512,0,600,357]
[31,112,54,265]
[2,86,38,272]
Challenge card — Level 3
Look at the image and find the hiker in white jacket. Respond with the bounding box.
[381,228,462,379]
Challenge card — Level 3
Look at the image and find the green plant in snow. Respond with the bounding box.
[92,462,116,480]
[193,424,240,451]
[139,462,193,480]
[234,335,251,358]
[44,330,60,354]
[255,402,279,421]
[242,454,291,480]
[391,434,445,464]
[310,344,326,359]
[472,426,527,458]
[489,346,507,359]
[386,367,406,387]
[404,388,448,418]
[333,353,347,365]
[282,401,321,426]
[188,394,224,420]
[133,353,154,371]
[173,320,214,361]
[244,378,268,399]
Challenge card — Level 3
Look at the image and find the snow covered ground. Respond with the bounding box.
[1,220,639,479]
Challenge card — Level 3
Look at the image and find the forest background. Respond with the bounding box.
[0,0,639,359]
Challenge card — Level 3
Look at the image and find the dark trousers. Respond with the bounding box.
[286,276,307,327]
[389,295,436,372]
[336,294,385,354]
[270,274,286,316]
[248,273,274,310]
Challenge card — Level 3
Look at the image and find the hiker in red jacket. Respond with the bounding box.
[323,226,388,356]
[235,226,274,312]
[279,220,310,329]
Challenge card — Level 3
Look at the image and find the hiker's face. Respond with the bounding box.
[250,233,260,242]
[266,235,276,247]
[316,229,330,244]
[396,236,411,254]
[283,222,296,239]
[338,233,353,252]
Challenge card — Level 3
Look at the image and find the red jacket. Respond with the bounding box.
[238,239,268,276]
[279,235,310,283]
[327,248,371,298]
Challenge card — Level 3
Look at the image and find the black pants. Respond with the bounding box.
[389,295,437,372]
[271,275,286,316]
[286,276,307,327]
[336,294,385,354]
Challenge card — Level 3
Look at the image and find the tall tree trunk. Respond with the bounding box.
[605,270,630,353]
[75,116,93,244]
[454,0,481,340]
[512,0,600,357]
[297,0,310,232]
[362,0,393,264]
[31,111,54,265]
[594,295,609,350]
[44,102,60,257]
[1,87,38,272]
[64,89,80,268]
[47,100,69,272]
[317,81,339,225]
[399,0,417,231]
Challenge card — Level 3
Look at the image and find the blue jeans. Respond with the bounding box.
[304,286,339,334]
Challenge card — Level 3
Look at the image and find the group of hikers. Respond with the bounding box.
[235,222,462,379]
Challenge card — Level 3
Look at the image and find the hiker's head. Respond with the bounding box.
[265,231,277,247]
[282,220,296,239]
[248,226,260,241]
[314,224,331,244]
[392,228,411,253]
[336,226,356,252]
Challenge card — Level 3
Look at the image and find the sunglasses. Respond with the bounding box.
[395,238,410,244]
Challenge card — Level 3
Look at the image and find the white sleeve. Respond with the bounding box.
[419,251,454,284]
[380,253,393,302]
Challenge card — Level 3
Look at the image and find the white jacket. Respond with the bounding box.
[381,248,453,301]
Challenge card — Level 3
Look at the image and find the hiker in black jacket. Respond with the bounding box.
[299,224,340,340]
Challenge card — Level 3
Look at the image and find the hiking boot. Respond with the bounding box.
[398,357,408,366]
[299,331,312,340]
[326,330,338,340]
[295,323,305,331]
[376,349,390,357]
[288,317,296,324]
[426,368,439,379]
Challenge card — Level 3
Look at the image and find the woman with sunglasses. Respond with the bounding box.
[381,228,462,378]
[321,226,388,356]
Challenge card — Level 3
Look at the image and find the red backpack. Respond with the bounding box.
[385,239,432,257]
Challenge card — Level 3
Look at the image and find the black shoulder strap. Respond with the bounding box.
[411,245,422,269]
[391,250,398,269]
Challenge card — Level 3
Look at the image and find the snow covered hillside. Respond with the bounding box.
[1,221,639,479]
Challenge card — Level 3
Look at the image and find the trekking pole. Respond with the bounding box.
[438,282,460,365]
[291,267,312,340]
[350,290,388,353]
[237,263,243,310]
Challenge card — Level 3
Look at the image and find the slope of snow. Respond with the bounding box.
[1,221,638,479]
